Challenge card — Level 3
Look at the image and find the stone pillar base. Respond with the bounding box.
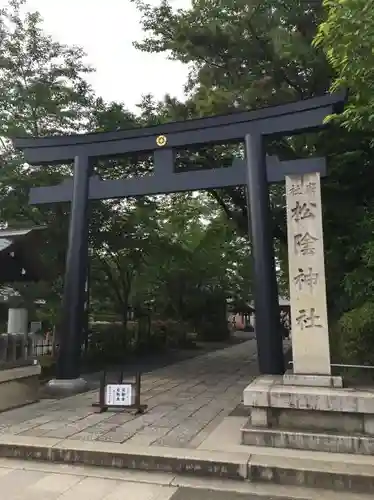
[45,377,88,397]
[282,372,343,388]
[242,374,374,455]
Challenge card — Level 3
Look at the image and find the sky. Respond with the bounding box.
[9,0,191,112]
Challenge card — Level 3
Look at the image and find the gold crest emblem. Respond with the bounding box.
[156,135,167,147]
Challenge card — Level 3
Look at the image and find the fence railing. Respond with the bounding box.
[31,338,91,358]
[0,333,36,370]
[32,339,55,357]
[288,360,374,371]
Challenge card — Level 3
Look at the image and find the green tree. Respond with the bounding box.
[134,0,332,110]
[0,1,146,331]
[132,0,332,293]
[314,0,374,130]
[0,0,97,312]
[89,198,161,327]
[132,0,335,252]
[131,192,252,340]
[132,0,374,366]
[313,0,374,367]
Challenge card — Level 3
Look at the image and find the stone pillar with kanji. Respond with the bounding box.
[285,172,331,375]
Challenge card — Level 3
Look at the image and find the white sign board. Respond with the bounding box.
[105,384,133,406]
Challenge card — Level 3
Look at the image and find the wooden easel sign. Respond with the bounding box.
[93,371,147,415]
[105,383,133,406]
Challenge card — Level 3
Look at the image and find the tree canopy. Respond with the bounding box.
[315,0,374,130]
[131,0,374,364]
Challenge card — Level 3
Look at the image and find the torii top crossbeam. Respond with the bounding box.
[13,92,346,165]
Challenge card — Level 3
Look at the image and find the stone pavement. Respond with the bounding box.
[0,457,370,500]
[0,458,177,499]
[0,338,259,449]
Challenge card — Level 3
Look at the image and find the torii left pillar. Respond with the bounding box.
[46,155,91,396]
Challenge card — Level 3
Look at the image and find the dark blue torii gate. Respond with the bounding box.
[13,91,345,386]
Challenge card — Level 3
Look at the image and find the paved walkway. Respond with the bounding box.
[0,338,259,449]
[0,457,369,500]
[0,458,177,499]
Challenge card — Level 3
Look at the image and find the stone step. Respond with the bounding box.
[173,485,372,500]
[173,475,374,499]
[0,434,250,481]
[241,425,374,455]
[1,456,372,500]
[1,434,374,495]
[248,447,374,494]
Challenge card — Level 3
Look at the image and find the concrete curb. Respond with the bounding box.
[250,462,374,494]
[0,435,374,494]
[0,436,250,481]
[248,451,374,494]
[242,426,374,455]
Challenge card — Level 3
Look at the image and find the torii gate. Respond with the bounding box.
[13,91,345,393]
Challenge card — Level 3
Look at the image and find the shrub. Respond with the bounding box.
[86,319,191,361]
[137,319,189,352]
[335,301,374,367]
[85,322,136,366]
[197,320,230,341]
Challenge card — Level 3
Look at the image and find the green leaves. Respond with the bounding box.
[0,0,94,139]
[0,0,95,317]
[130,0,374,350]
[88,191,252,335]
[314,0,374,130]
